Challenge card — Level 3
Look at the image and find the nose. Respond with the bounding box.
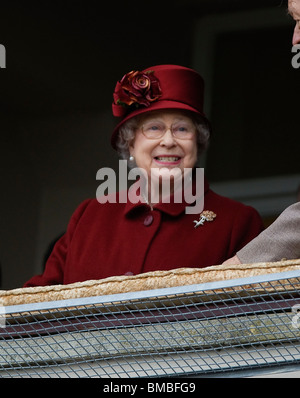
[292,22,300,45]
[160,129,177,147]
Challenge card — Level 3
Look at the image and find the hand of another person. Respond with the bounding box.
[222,254,242,265]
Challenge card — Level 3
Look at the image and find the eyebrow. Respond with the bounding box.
[143,117,189,124]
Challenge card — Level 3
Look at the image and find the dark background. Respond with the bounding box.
[0,0,299,289]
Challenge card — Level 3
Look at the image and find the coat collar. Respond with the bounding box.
[123,175,210,218]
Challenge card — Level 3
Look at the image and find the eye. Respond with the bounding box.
[178,125,188,132]
[143,122,164,132]
[173,123,190,133]
[149,125,160,131]
[142,122,165,138]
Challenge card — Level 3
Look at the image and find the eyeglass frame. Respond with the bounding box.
[139,120,197,140]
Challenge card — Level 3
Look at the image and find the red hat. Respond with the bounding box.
[111,64,208,149]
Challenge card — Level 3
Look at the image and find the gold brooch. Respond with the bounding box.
[193,210,217,228]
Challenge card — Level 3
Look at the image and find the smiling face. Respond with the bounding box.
[289,0,300,44]
[129,110,198,183]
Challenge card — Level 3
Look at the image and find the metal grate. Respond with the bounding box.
[1,270,300,378]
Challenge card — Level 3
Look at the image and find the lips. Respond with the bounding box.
[156,156,180,161]
[154,155,182,165]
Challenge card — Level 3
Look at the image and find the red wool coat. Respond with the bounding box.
[24,180,264,287]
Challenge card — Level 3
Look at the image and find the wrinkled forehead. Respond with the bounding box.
[289,0,300,18]
[136,109,195,124]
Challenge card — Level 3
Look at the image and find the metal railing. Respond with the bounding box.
[1,270,300,377]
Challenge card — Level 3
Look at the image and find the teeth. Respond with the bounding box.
[156,156,180,161]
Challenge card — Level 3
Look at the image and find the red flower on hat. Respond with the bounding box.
[113,70,162,117]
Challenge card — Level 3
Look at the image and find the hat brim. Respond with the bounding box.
[111,100,208,150]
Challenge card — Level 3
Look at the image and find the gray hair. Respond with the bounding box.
[115,113,210,166]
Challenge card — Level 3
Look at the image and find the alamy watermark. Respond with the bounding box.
[292,304,300,329]
[96,160,204,214]
[0,301,6,328]
[0,44,6,68]
[291,45,300,69]
[1,43,298,70]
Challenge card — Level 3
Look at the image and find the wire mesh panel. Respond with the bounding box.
[1,270,300,377]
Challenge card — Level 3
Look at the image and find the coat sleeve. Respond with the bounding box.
[227,204,264,259]
[23,199,92,287]
[237,202,300,263]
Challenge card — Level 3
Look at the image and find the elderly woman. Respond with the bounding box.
[24,65,263,287]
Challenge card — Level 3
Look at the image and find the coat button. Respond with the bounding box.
[144,214,153,226]
[124,271,134,276]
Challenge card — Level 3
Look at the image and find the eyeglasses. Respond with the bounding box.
[141,120,196,140]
